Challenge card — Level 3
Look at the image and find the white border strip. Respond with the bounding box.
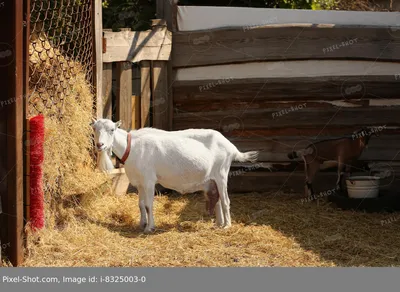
[175,60,400,81]
[177,6,400,31]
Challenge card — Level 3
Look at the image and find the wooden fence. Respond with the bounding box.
[101,20,172,132]
[100,3,400,195]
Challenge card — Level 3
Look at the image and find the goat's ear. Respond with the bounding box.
[115,120,122,128]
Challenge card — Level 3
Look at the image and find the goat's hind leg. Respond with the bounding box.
[137,186,147,230]
[215,178,231,229]
[142,182,156,234]
[204,180,224,227]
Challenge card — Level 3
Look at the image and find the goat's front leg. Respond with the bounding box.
[339,164,351,193]
[303,157,317,198]
[143,183,156,234]
[336,159,344,192]
[215,200,224,227]
[137,186,147,230]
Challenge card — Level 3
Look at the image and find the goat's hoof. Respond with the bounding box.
[214,223,224,228]
[223,223,232,229]
[139,222,147,230]
[144,227,155,234]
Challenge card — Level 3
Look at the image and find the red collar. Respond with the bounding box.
[120,132,132,164]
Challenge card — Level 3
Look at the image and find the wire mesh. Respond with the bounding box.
[28,0,94,119]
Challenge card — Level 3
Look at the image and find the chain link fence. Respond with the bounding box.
[28,0,94,119]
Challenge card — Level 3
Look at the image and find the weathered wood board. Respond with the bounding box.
[173,25,400,68]
[103,28,172,63]
[173,106,400,130]
[173,76,400,102]
[227,171,400,193]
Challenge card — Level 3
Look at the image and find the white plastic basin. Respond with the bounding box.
[346,176,380,198]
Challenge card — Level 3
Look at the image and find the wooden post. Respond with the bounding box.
[115,62,133,131]
[23,0,31,248]
[152,61,169,130]
[5,0,24,266]
[140,61,152,127]
[102,63,113,119]
[94,0,103,118]
[150,19,170,130]
[156,0,178,32]
[155,1,176,129]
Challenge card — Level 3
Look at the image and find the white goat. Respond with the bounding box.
[91,119,260,233]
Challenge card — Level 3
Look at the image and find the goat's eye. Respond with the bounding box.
[111,129,115,132]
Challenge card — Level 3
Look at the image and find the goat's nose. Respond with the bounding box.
[96,142,104,148]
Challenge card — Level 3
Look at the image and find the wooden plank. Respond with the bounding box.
[203,127,400,138]
[175,99,400,113]
[115,62,132,130]
[176,6,400,31]
[132,64,141,95]
[174,62,400,85]
[227,135,400,162]
[227,171,400,194]
[173,76,400,101]
[132,95,140,129]
[141,61,152,127]
[168,60,173,131]
[102,63,112,119]
[152,61,169,130]
[172,25,400,68]
[94,0,103,118]
[173,107,400,131]
[231,161,400,175]
[102,28,172,63]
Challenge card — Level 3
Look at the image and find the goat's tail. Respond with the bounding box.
[235,151,259,163]
[287,151,298,160]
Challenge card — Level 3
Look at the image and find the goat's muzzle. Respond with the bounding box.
[96,142,105,151]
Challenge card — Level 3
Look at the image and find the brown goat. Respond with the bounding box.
[287,128,381,197]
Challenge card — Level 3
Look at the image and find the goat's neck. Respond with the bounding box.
[112,128,129,160]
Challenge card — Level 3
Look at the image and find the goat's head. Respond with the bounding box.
[352,127,378,148]
[90,118,122,153]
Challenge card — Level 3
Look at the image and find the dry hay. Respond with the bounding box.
[21,191,400,267]
[25,31,111,234]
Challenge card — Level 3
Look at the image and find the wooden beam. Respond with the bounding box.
[115,62,132,131]
[172,25,400,68]
[152,61,169,130]
[94,0,103,118]
[228,171,400,194]
[173,106,400,130]
[102,63,112,119]
[173,76,400,102]
[226,135,400,162]
[175,99,400,113]
[102,28,172,63]
[140,61,152,127]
